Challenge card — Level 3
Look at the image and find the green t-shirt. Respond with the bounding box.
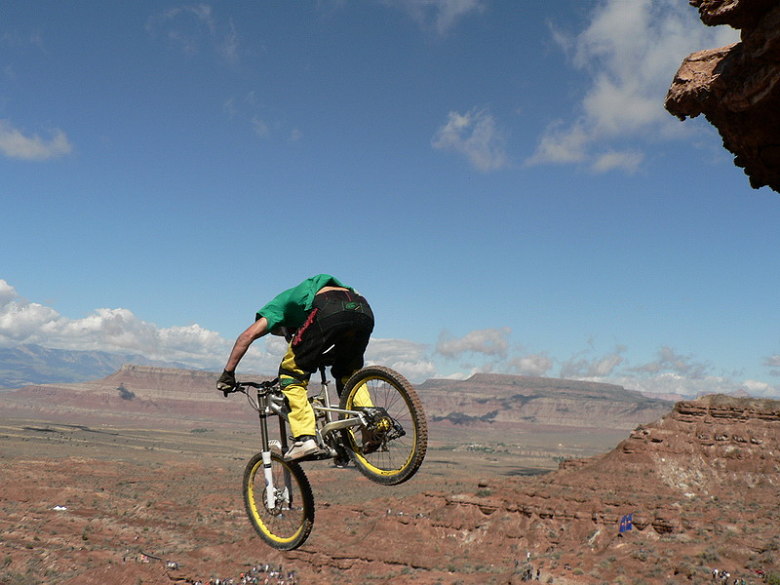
[256,274,350,333]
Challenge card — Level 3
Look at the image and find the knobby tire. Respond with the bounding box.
[242,452,314,550]
[339,365,428,485]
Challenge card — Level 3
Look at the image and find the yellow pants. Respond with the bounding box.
[348,382,373,408]
[280,346,373,438]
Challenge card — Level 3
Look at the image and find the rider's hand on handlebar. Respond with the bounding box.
[217,369,237,396]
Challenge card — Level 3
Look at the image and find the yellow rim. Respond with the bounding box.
[246,460,304,544]
[347,376,416,476]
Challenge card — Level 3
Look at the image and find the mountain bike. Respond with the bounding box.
[227,364,427,550]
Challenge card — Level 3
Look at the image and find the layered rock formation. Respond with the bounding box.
[0,364,255,425]
[419,373,673,430]
[665,0,780,193]
[2,393,780,584]
[0,365,673,433]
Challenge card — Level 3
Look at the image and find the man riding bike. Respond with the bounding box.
[217,274,374,461]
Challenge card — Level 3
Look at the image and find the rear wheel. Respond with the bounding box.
[339,366,427,485]
[242,452,314,550]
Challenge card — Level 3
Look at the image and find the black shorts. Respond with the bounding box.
[279,290,374,385]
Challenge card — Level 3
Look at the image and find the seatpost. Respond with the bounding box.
[319,365,327,386]
[317,365,332,420]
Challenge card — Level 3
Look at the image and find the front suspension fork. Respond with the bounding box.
[257,391,293,511]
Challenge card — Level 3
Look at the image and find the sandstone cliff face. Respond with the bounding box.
[617,393,780,496]
[378,393,780,583]
[665,0,780,192]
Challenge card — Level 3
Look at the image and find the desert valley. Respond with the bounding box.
[1,365,779,585]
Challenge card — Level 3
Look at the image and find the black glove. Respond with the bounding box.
[217,370,237,396]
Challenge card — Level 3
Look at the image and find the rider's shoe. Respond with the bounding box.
[285,437,318,461]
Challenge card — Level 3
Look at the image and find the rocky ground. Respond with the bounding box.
[2,393,780,585]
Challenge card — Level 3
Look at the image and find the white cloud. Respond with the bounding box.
[432,108,508,172]
[3,279,777,396]
[560,348,625,379]
[365,338,436,382]
[251,117,270,138]
[601,371,778,400]
[146,5,212,55]
[0,279,230,369]
[218,18,240,65]
[742,379,774,396]
[527,0,740,173]
[630,345,709,379]
[608,372,724,398]
[0,280,18,307]
[560,344,780,399]
[762,354,780,378]
[1,30,46,52]
[764,355,780,368]
[0,120,73,160]
[147,4,240,64]
[526,120,588,165]
[0,301,60,343]
[590,353,625,377]
[223,97,238,118]
[508,353,553,377]
[226,93,299,144]
[0,279,437,381]
[591,150,644,174]
[436,327,511,359]
[386,0,485,35]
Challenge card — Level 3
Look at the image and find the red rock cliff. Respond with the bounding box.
[665,0,780,193]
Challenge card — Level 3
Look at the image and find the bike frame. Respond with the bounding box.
[242,366,368,510]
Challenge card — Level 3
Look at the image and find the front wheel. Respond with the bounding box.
[339,366,428,485]
[242,452,314,550]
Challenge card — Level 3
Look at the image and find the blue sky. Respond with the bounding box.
[2,1,779,397]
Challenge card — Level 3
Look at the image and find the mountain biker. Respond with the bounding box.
[216,274,374,461]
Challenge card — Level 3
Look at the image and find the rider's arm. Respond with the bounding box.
[224,317,269,372]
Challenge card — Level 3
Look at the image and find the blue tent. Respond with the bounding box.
[619,513,634,533]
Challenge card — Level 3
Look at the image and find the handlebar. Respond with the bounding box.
[222,378,280,397]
